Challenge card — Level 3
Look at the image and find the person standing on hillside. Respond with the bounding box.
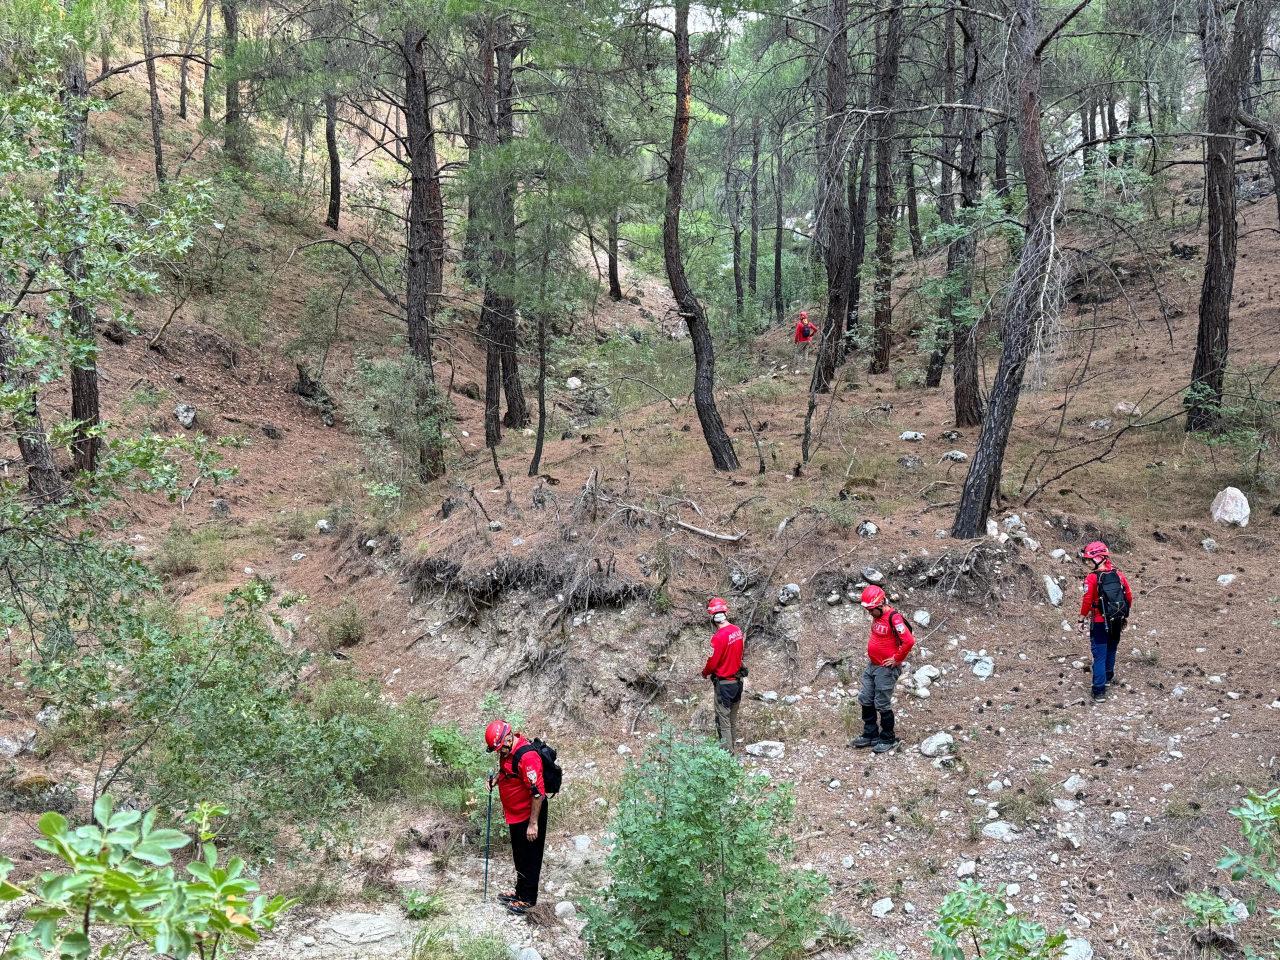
[1077,541,1133,702]
[701,597,746,752]
[792,310,816,362]
[850,585,915,754]
[485,720,548,915]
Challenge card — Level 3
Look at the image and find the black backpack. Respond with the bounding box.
[511,738,563,797]
[1095,570,1131,628]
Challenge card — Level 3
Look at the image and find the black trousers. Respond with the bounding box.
[508,801,549,904]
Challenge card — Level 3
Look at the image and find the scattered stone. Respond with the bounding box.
[0,738,21,759]
[862,566,884,584]
[782,694,801,705]
[899,431,925,442]
[778,583,801,605]
[913,665,941,687]
[261,423,283,440]
[1088,419,1112,431]
[488,520,504,532]
[1201,538,1218,553]
[760,691,779,703]
[1111,811,1128,824]
[1050,548,1068,560]
[1063,774,1086,794]
[573,835,592,853]
[898,455,923,471]
[982,821,1017,843]
[35,705,60,727]
[617,745,632,756]
[321,912,403,945]
[1114,401,1141,417]
[857,520,879,538]
[987,780,1004,793]
[942,450,968,462]
[554,902,577,921]
[912,609,931,628]
[1062,939,1094,960]
[942,430,961,441]
[745,741,785,759]
[871,898,895,919]
[1054,799,1080,813]
[316,518,333,533]
[210,498,230,519]
[965,651,995,680]
[1217,574,1236,587]
[173,403,197,429]
[566,377,583,391]
[826,592,842,606]
[908,686,931,699]
[919,732,955,758]
[290,552,306,562]
[1006,883,1021,896]
[1002,514,1025,533]
[510,948,543,960]
[1056,822,1083,849]
[1044,576,1064,607]
[1210,486,1250,527]
[957,861,977,878]
[986,519,1000,539]
[841,855,855,870]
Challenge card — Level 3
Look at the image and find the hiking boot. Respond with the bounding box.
[850,730,880,749]
[872,736,899,754]
[1091,689,1106,703]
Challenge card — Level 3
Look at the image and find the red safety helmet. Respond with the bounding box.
[1080,541,1110,562]
[484,720,512,752]
[707,597,729,616]
[859,585,887,609]
[798,310,809,320]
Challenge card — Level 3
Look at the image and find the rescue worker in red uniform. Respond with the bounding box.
[792,311,817,363]
[1077,541,1134,702]
[701,597,745,752]
[850,585,915,753]
[485,719,548,914]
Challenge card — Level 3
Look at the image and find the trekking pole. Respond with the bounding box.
[482,782,494,902]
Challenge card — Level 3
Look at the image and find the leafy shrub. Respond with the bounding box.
[343,356,452,491]
[928,882,1066,959]
[403,889,447,921]
[0,796,288,960]
[153,523,229,579]
[583,730,827,960]
[317,599,366,650]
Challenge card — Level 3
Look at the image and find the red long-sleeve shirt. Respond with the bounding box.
[497,735,546,825]
[867,606,915,667]
[1080,564,1133,623]
[794,320,816,343]
[702,623,744,679]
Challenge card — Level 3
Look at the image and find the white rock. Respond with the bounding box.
[841,855,855,870]
[1002,514,1025,533]
[0,738,21,759]
[1114,401,1141,417]
[760,690,779,703]
[1044,576,1064,607]
[942,450,968,462]
[1050,548,1068,560]
[857,520,879,538]
[1056,822,1083,849]
[1053,799,1079,813]
[957,860,977,878]
[554,902,577,921]
[566,376,583,391]
[173,403,197,429]
[1063,774,1086,794]
[988,780,1004,793]
[322,913,403,945]
[617,745,631,756]
[913,665,941,687]
[871,897,895,919]
[908,686,932,699]
[1202,537,1218,552]
[316,518,333,533]
[1210,487,1250,527]
[1063,938,1094,960]
[745,741,785,759]
[982,821,1018,843]
[1111,812,1127,824]
[782,694,801,705]
[778,583,801,605]
[862,566,884,583]
[986,519,1001,539]
[969,655,994,680]
[919,732,955,758]
[1021,537,1041,551]
[35,705,60,727]
[1006,883,1021,896]
[912,609,931,628]
[899,431,925,442]
[1217,574,1236,586]
[572,835,592,852]
[291,552,306,562]
[1088,419,1112,431]
[511,949,544,960]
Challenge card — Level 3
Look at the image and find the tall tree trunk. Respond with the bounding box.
[528,247,551,477]
[1187,0,1264,431]
[748,116,761,300]
[59,35,101,474]
[665,0,738,471]
[810,0,851,394]
[403,26,446,480]
[297,118,307,182]
[869,0,904,376]
[993,118,1009,199]
[1105,95,1120,163]
[140,0,166,185]
[493,23,528,429]
[220,0,247,165]
[926,7,959,389]
[904,141,923,257]
[324,92,341,229]
[952,0,1055,537]
[178,32,190,120]
[772,127,785,325]
[727,161,744,315]
[0,321,67,504]
[951,0,984,427]
[1080,96,1095,170]
[202,0,212,122]
[606,213,624,300]
[843,135,873,361]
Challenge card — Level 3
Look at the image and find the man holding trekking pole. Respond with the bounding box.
[484,719,550,915]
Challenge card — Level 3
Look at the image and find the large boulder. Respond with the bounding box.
[919,732,954,758]
[1210,487,1250,527]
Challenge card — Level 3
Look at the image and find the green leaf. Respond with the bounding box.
[37,812,67,839]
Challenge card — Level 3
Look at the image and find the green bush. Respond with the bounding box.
[403,889,447,921]
[927,882,1066,959]
[583,730,827,960]
[153,523,230,579]
[317,599,366,650]
[343,356,453,491]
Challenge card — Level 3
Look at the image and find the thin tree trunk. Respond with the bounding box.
[951,0,984,427]
[324,92,341,229]
[606,213,624,300]
[772,127,785,325]
[904,140,923,257]
[727,160,744,314]
[220,0,247,165]
[843,135,873,361]
[297,118,307,183]
[178,36,189,119]
[202,0,212,122]
[869,0,904,376]
[0,321,67,504]
[403,25,446,480]
[810,0,852,395]
[1187,0,1264,431]
[748,116,760,300]
[952,0,1055,537]
[665,0,738,471]
[140,0,166,185]
[925,6,959,389]
[1081,96,1094,170]
[494,23,527,429]
[528,245,551,477]
[993,118,1010,200]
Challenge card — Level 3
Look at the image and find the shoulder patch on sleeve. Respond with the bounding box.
[893,617,908,634]
[527,768,538,784]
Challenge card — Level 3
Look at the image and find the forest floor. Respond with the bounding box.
[1,64,1279,960]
